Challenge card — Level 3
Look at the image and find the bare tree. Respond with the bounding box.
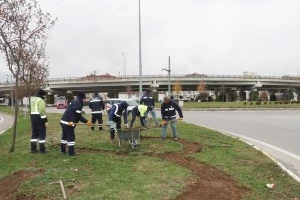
[197,80,207,93]
[0,0,56,152]
[125,84,132,98]
[197,80,208,101]
[260,91,269,101]
[172,80,182,101]
[18,41,49,104]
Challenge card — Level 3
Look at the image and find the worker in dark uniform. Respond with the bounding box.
[89,93,105,131]
[66,90,74,105]
[108,101,128,143]
[140,89,159,126]
[129,105,152,128]
[161,96,183,141]
[60,92,92,156]
[30,89,48,153]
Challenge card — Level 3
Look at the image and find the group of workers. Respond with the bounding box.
[29,89,183,156]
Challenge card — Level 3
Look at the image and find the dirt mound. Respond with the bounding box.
[0,139,248,199]
[144,138,249,200]
[0,170,39,200]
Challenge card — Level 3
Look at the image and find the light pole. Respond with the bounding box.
[138,0,143,98]
[162,56,171,97]
[122,52,126,77]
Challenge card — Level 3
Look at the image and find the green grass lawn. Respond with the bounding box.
[0,106,299,199]
[162,101,300,109]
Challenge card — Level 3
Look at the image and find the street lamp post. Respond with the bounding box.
[122,52,126,77]
[162,56,171,96]
[138,0,143,98]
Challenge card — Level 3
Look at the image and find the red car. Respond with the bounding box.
[56,96,67,109]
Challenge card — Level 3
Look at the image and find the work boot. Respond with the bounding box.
[39,143,46,153]
[61,143,67,154]
[31,142,37,153]
[99,127,103,131]
[68,146,77,156]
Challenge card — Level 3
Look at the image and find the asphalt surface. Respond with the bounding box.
[180,110,300,182]
[0,113,14,135]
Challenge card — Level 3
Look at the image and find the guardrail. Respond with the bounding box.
[1,74,299,86]
[44,74,300,83]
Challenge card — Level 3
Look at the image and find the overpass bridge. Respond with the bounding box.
[1,74,300,96]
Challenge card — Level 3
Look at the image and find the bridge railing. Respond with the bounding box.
[45,74,297,83]
[1,74,299,85]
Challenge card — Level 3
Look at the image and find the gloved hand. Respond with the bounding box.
[68,122,74,126]
[178,118,183,122]
[161,120,167,125]
[45,122,48,128]
[86,120,92,126]
[124,124,129,128]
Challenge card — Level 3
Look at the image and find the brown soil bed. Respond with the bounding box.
[0,170,41,200]
[0,138,249,199]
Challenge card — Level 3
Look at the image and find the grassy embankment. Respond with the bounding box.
[0,105,299,199]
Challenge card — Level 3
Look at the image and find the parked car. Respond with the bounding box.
[0,98,5,103]
[56,96,68,109]
[105,98,139,116]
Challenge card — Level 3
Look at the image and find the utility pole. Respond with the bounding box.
[138,0,143,98]
[167,56,171,96]
[162,56,171,96]
[122,52,126,77]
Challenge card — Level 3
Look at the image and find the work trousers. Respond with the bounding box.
[91,113,103,130]
[60,125,76,155]
[30,125,46,152]
[109,119,121,140]
[145,109,159,126]
[161,119,177,139]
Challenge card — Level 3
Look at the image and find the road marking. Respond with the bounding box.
[0,115,12,135]
[224,131,300,161]
[200,125,300,182]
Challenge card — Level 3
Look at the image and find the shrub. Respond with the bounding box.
[264,101,267,105]
[250,101,253,105]
[243,102,247,105]
[255,101,261,105]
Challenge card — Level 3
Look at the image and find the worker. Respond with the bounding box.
[129,105,152,128]
[108,101,128,143]
[30,89,48,153]
[89,92,105,131]
[140,89,159,126]
[160,96,183,141]
[60,92,92,156]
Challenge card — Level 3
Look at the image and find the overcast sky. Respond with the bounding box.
[1,0,300,82]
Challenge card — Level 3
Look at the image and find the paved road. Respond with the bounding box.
[0,113,14,135]
[181,110,300,182]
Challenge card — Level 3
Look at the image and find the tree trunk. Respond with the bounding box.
[9,77,19,153]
